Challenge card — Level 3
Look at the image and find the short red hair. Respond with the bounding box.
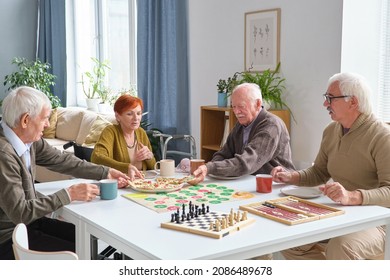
[114,95,144,114]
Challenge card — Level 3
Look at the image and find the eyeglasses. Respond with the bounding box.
[323,93,349,104]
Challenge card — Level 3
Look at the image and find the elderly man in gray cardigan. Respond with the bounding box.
[193,83,295,182]
[0,86,130,260]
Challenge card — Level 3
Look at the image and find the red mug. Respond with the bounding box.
[256,174,273,193]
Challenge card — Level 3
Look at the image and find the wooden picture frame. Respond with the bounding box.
[244,8,281,72]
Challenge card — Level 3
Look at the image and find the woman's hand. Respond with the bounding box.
[135,143,154,161]
[127,164,143,181]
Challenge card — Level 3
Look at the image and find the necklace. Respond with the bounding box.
[126,134,137,149]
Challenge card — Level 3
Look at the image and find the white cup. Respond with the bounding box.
[154,159,175,177]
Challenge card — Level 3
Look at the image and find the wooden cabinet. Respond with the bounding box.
[200,106,290,162]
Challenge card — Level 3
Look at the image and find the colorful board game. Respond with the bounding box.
[122,183,255,213]
[161,203,255,239]
[239,196,344,225]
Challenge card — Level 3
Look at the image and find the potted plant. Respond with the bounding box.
[236,63,295,121]
[216,79,228,107]
[3,57,62,108]
[216,73,238,107]
[80,57,111,111]
[97,86,115,113]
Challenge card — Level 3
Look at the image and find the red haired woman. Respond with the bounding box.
[91,95,156,180]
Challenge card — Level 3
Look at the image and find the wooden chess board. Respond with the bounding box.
[239,196,344,225]
[161,207,255,239]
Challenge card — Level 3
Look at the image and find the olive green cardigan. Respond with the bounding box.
[91,124,156,173]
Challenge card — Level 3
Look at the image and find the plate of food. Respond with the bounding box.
[127,175,195,193]
[207,173,242,180]
[280,186,323,199]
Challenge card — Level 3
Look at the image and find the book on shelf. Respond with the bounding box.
[220,115,230,147]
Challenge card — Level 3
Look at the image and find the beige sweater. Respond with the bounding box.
[298,113,390,207]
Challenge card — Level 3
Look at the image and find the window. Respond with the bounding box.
[341,0,390,121]
[377,0,390,122]
[66,0,137,107]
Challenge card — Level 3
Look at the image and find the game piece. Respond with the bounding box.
[161,204,255,239]
[221,219,227,229]
[215,220,221,231]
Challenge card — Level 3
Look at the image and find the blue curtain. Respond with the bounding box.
[137,0,189,137]
[37,0,66,106]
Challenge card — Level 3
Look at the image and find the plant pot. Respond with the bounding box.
[217,92,228,107]
[98,103,113,113]
[86,98,100,112]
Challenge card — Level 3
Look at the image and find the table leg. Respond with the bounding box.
[385,221,390,260]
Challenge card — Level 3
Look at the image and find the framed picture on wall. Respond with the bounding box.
[244,8,281,72]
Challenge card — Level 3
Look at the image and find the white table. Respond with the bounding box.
[35,176,390,260]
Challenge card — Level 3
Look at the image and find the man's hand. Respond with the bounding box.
[191,164,207,185]
[319,182,363,205]
[107,168,131,188]
[271,166,291,183]
[67,183,100,201]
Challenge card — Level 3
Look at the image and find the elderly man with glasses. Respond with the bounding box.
[271,72,390,260]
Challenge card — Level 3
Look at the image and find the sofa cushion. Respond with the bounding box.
[55,107,84,141]
[75,110,99,145]
[43,108,58,138]
[84,116,112,145]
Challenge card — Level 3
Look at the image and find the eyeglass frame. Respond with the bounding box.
[323,93,350,104]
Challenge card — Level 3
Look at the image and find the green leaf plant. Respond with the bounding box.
[3,57,62,108]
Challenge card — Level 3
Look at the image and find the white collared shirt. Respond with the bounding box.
[1,121,32,171]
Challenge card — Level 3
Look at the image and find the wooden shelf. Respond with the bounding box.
[200,106,290,162]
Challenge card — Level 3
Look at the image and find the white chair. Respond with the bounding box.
[12,223,78,260]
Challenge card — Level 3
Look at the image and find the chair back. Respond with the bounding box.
[12,223,78,260]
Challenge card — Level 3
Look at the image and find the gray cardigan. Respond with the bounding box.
[206,109,295,177]
[0,127,109,244]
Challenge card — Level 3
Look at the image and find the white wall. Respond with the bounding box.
[341,0,382,110]
[0,0,37,102]
[188,0,343,169]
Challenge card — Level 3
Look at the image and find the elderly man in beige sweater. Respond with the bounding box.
[272,72,390,260]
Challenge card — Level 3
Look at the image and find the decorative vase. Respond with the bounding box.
[217,92,228,107]
[86,98,100,112]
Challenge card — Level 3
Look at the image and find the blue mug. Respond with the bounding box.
[99,179,118,200]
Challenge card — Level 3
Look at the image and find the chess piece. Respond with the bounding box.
[236,211,241,222]
[221,219,226,229]
[215,220,221,232]
[229,213,234,226]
